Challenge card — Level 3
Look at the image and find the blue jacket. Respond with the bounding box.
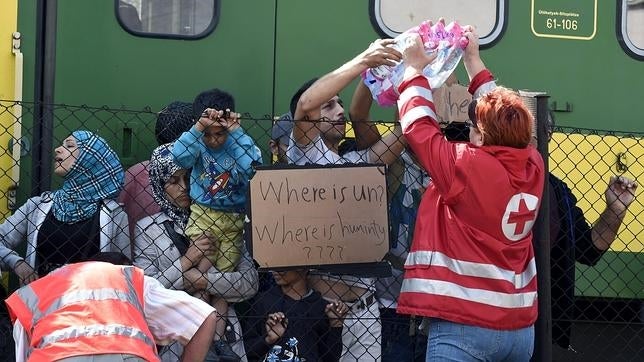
[172,126,262,212]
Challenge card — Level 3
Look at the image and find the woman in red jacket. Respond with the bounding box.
[395,26,545,361]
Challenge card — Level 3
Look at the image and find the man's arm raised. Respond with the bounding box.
[293,39,402,147]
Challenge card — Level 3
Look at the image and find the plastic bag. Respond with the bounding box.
[362,20,469,107]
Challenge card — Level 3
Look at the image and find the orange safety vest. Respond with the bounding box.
[5,262,159,362]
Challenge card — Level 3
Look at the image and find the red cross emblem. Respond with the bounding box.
[502,193,539,241]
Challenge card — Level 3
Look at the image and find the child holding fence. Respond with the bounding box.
[172,89,262,360]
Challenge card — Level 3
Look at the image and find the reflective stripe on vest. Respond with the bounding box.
[38,323,155,349]
[123,266,145,313]
[15,267,144,328]
[14,265,156,356]
[13,284,43,324]
[401,277,537,309]
[405,251,537,289]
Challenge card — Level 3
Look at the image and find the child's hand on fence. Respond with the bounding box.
[325,300,349,328]
[265,312,288,344]
[215,108,241,131]
[197,108,241,132]
[196,108,220,132]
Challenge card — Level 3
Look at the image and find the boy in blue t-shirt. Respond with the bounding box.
[172,89,262,357]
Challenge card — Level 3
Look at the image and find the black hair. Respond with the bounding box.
[192,88,235,121]
[443,122,470,142]
[88,252,133,266]
[467,99,477,127]
[289,78,319,117]
[155,101,194,145]
[338,138,357,156]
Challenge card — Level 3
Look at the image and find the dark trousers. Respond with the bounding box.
[0,284,15,362]
[380,308,427,362]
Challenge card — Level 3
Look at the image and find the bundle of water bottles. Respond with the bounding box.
[362,20,469,107]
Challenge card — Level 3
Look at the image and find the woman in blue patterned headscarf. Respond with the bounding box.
[52,130,125,223]
[0,130,130,282]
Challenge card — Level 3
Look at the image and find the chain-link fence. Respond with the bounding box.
[0,100,642,362]
[547,124,643,362]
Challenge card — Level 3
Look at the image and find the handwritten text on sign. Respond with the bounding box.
[433,83,471,124]
[249,166,389,268]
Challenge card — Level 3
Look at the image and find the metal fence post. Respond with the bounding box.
[533,94,552,362]
[32,0,57,196]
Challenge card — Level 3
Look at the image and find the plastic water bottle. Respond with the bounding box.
[424,21,468,89]
[362,20,469,107]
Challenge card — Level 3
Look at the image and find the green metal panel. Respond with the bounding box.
[15,0,644,184]
[273,1,381,117]
[52,0,275,169]
[54,1,274,111]
[480,1,642,132]
[577,251,644,299]
[274,1,642,131]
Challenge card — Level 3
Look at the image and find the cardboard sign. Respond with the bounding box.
[249,165,389,268]
[433,82,472,124]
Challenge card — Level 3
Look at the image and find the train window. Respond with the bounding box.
[618,0,644,60]
[116,0,219,39]
[369,0,507,48]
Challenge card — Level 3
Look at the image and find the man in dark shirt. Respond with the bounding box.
[243,269,349,361]
[546,114,638,353]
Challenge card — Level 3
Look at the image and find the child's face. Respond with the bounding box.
[203,125,228,149]
[271,270,307,286]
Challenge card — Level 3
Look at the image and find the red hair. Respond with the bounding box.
[475,87,533,148]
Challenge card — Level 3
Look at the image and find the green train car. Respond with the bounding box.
[2,1,643,302]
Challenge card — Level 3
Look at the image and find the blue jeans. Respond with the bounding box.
[426,318,534,362]
[381,308,427,362]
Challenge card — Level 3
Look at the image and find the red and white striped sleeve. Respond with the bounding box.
[467,69,496,99]
[395,74,457,195]
[396,74,438,132]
